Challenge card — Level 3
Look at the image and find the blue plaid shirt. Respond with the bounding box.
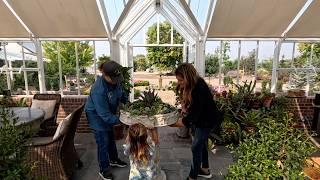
[85,76,127,131]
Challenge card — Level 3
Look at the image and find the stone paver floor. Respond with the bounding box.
[73,127,233,180]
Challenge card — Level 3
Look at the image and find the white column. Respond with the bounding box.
[119,42,128,67]
[306,43,314,96]
[271,40,282,93]
[237,40,241,85]
[254,40,259,81]
[21,46,29,95]
[291,42,296,67]
[57,42,63,95]
[157,14,160,44]
[111,39,120,63]
[9,60,13,81]
[3,43,11,90]
[195,37,205,77]
[183,41,188,63]
[127,44,134,102]
[75,42,80,95]
[219,41,223,87]
[93,41,97,80]
[34,39,46,93]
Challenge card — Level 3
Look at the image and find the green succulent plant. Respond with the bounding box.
[125,89,175,116]
[140,89,160,107]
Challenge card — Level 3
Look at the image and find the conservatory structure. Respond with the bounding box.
[0,0,319,97]
[1,0,320,179]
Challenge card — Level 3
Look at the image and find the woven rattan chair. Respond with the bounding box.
[32,94,61,136]
[26,103,84,180]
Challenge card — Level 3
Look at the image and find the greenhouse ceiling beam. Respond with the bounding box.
[37,38,109,41]
[281,0,314,38]
[113,0,135,35]
[160,9,196,44]
[0,38,31,41]
[3,0,34,39]
[204,0,217,40]
[130,43,184,47]
[96,0,113,57]
[284,38,320,42]
[207,38,280,41]
[164,0,199,37]
[178,0,204,35]
[119,5,156,44]
[115,0,154,38]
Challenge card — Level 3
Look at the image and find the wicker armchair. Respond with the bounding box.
[32,94,61,136]
[26,103,84,180]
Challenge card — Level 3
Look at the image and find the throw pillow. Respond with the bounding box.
[52,113,73,141]
[31,99,56,120]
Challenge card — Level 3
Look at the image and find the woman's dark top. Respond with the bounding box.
[182,77,221,129]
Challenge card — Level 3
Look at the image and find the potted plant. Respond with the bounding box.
[121,89,177,127]
[236,110,262,133]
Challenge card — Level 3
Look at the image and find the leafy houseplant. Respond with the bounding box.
[226,114,315,179]
[235,110,262,133]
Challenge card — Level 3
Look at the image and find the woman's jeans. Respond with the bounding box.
[189,128,211,179]
[93,130,119,172]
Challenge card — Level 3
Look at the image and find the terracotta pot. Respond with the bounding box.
[113,123,124,140]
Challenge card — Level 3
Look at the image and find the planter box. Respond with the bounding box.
[120,110,178,127]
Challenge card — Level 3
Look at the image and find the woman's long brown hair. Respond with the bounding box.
[128,123,151,166]
[175,63,199,109]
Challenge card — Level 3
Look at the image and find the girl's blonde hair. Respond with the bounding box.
[175,63,199,109]
[128,123,151,165]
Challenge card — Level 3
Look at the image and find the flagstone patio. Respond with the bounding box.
[73,126,233,180]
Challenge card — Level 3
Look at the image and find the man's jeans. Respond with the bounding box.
[189,128,211,179]
[93,130,119,172]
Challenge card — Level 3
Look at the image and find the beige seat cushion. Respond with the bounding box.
[52,113,73,141]
[31,99,56,120]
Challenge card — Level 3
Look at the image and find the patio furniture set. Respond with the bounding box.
[3,94,84,180]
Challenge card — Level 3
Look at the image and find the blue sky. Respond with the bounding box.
[96,0,299,60]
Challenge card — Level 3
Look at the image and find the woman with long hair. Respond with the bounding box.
[124,123,166,180]
[171,63,221,180]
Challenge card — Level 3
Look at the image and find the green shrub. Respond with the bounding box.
[223,76,233,87]
[257,68,270,80]
[0,98,34,179]
[134,80,150,87]
[134,89,141,99]
[226,114,315,179]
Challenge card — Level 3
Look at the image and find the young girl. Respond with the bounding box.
[124,123,166,180]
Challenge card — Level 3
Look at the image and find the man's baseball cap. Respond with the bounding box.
[103,61,123,84]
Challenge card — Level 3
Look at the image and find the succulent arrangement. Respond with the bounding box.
[125,89,175,116]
